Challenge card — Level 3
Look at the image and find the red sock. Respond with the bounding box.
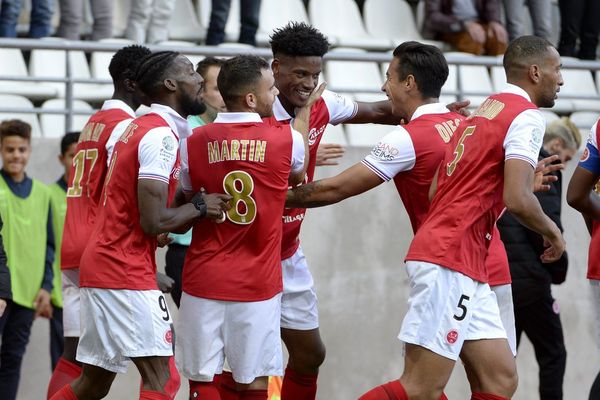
[219,371,240,400]
[281,366,318,400]
[239,389,267,400]
[358,380,408,400]
[190,380,222,400]
[47,358,82,399]
[164,356,181,399]
[49,384,78,400]
[140,390,170,400]
[440,393,448,400]
[471,393,509,400]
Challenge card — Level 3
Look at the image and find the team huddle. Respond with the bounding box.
[37,20,599,400]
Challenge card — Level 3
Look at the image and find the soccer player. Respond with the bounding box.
[47,131,80,371]
[566,117,600,400]
[268,23,471,400]
[50,51,231,400]
[360,35,565,400]
[46,44,153,398]
[0,119,54,400]
[176,54,321,400]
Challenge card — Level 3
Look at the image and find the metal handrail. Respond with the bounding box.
[0,38,599,136]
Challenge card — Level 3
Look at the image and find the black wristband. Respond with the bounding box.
[191,192,207,218]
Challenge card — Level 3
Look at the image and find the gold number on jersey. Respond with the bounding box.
[102,153,117,206]
[447,126,476,176]
[67,148,99,197]
[223,170,256,225]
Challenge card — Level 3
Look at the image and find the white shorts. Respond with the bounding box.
[281,246,319,330]
[76,288,174,373]
[399,261,507,361]
[491,283,517,356]
[591,280,600,349]
[62,269,81,337]
[176,292,283,384]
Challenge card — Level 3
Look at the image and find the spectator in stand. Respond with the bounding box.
[205,0,261,46]
[55,0,112,40]
[0,0,53,38]
[498,117,581,400]
[557,0,600,60]
[423,0,508,55]
[125,0,176,44]
[502,0,552,42]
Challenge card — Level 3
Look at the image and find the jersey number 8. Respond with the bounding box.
[223,170,257,225]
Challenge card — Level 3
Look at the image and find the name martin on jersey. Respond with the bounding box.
[208,139,267,164]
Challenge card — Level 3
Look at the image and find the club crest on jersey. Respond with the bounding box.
[446,329,459,344]
[165,329,173,344]
[308,125,326,145]
[371,142,399,161]
[171,166,181,181]
[581,147,590,162]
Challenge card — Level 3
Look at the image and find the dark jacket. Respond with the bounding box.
[497,149,568,308]
[0,215,12,300]
[422,0,503,39]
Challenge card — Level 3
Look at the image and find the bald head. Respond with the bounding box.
[503,36,554,81]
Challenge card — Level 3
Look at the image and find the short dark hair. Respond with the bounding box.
[61,131,80,155]
[0,119,31,143]
[217,55,270,109]
[196,57,226,79]
[270,22,330,57]
[135,51,180,97]
[503,35,554,80]
[392,41,449,99]
[108,45,152,84]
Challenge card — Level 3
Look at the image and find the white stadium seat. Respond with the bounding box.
[324,48,383,93]
[256,0,309,46]
[570,111,600,133]
[445,52,494,108]
[40,99,94,138]
[0,48,56,100]
[0,94,42,138]
[308,0,391,50]
[344,93,394,147]
[168,0,205,41]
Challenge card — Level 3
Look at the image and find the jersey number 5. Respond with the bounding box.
[447,126,475,176]
[223,170,257,225]
[67,148,99,197]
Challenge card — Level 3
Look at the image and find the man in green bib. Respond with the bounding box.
[0,119,55,400]
[47,131,80,371]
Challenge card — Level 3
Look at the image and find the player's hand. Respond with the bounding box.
[541,232,566,263]
[533,154,563,192]
[464,20,486,44]
[0,299,6,317]
[446,99,471,117]
[316,143,345,166]
[305,82,327,109]
[157,233,173,248]
[33,289,52,318]
[203,193,233,220]
[156,272,175,293]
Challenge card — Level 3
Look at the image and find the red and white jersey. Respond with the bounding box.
[406,85,544,282]
[485,225,511,286]
[362,103,464,233]
[267,90,358,259]
[180,112,305,301]
[61,100,136,270]
[79,104,189,290]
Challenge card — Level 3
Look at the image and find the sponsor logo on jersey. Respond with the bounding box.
[308,125,326,145]
[371,141,399,161]
[171,165,181,181]
[581,147,590,162]
[282,213,305,223]
[446,329,459,344]
[165,329,173,344]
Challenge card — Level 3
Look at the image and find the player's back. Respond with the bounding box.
[61,106,134,269]
[183,116,295,302]
[80,112,180,290]
[407,92,539,282]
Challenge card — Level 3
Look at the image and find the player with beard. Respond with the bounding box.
[266,23,468,400]
[50,51,231,400]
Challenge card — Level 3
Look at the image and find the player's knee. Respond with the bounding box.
[291,341,325,370]
[489,363,518,396]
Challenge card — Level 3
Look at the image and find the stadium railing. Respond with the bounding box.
[0,38,599,137]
